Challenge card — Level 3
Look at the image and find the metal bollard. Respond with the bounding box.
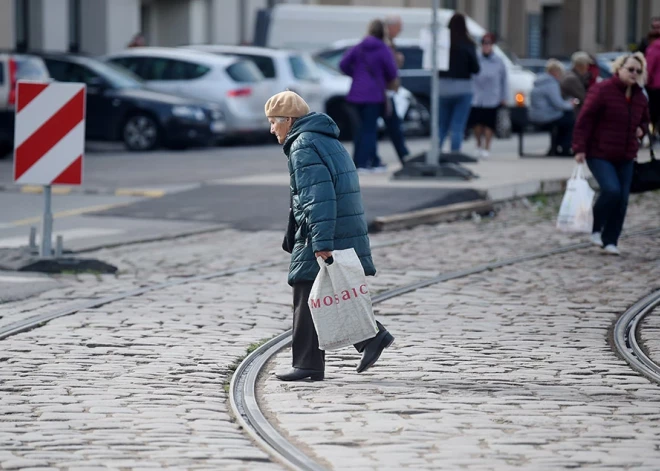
[55,235,63,258]
[29,227,38,252]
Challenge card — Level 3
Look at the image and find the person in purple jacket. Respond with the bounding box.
[340,19,399,173]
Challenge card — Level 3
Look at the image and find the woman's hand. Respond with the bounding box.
[636,126,645,139]
[575,152,586,163]
[315,251,333,261]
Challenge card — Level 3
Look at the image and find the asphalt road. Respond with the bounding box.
[0,134,554,300]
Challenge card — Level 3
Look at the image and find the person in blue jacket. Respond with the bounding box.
[265,91,395,382]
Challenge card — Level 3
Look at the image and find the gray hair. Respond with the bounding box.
[272,117,288,123]
[571,51,593,67]
[545,58,565,74]
[384,15,402,26]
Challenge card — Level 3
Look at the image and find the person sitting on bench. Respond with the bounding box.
[528,59,578,156]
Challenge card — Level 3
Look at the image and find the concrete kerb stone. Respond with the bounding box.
[371,177,579,232]
[0,184,166,198]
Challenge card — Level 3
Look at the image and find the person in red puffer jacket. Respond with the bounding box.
[573,53,650,256]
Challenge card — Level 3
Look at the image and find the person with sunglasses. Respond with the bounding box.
[573,53,650,256]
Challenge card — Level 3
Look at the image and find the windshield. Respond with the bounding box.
[288,54,320,81]
[313,57,342,76]
[86,59,144,88]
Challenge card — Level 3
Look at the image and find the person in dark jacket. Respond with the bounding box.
[437,13,480,153]
[573,53,650,256]
[340,19,399,172]
[561,51,593,115]
[265,91,395,382]
[637,17,660,54]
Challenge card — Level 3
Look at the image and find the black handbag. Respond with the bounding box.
[282,194,297,254]
[631,145,660,193]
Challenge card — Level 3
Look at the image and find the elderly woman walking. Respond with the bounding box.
[265,91,394,381]
[573,53,650,255]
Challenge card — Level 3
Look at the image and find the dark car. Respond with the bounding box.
[37,54,225,151]
[0,53,51,157]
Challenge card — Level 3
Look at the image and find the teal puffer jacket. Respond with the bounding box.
[283,112,375,286]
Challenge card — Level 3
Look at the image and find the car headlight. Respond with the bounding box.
[172,105,206,121]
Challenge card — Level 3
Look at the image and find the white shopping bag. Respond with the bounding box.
[556,163,595,233]
[308,248,378,351]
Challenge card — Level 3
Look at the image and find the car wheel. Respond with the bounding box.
[122,113,160,151]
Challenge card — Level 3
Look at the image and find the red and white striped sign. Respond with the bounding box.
[13,81,86,185]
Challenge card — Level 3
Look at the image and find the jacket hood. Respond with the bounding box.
[360,35,387,51]
[533,72,557,87]
[283,112,340,154]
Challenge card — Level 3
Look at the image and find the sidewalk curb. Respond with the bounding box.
[0,184,166,198]
[371,177,570,232]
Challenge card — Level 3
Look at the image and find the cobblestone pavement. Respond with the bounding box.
[0,191,659,470]
[263,192,660,471]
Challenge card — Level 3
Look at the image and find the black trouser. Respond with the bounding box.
[292,281,385,371]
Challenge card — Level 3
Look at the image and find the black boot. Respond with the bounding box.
[276,368,324,381]
[356,330,395,373]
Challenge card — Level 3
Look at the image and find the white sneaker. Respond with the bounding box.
[603,244,621,256]
[480,149,490,159]
[590,232,603,247]
[356,167,373,175]
[370,165,388,174]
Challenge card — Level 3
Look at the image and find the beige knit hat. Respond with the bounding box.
[264,91,310,118]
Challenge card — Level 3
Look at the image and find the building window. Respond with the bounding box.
[15,0,29,52]
[627,0,638,48]
[69,0,81,53]
[442,0,457,10]
[488,0,501,36]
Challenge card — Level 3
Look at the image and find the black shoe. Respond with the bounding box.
[356,330,395,373]
[275,368,324,381]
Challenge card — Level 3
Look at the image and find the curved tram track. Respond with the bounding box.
[230,227,660,471]
[1,228,659,471]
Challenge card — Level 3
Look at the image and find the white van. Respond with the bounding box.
[262,4,535,132]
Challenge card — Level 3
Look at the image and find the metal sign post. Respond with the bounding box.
[428,0,440,166]
[13,80,86,259]
[392,1,476,180]
[40,185,53,257]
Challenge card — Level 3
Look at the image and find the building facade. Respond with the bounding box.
[0,0,656,58]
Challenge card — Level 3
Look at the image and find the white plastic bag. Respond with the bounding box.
[556,164,595,233]
[308,248,378,351]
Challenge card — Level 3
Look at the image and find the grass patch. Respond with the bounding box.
[222,336,275,395]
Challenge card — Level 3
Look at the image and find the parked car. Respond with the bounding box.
[104,47,271,138]
[313,57,428,140]
[181,44,325,113]
[315,38,535,134]
[0,53,51,158]
[37,53,224,151]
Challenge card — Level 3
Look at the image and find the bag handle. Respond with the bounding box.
[315,256,334,268]
[572,163,587,180]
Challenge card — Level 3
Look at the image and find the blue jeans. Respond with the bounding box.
[587,158,634,247]
[383,97,409,163]
[438,94,473,152]
[353,103,383,169]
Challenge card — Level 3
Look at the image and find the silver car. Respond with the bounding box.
[182,45,324,114]
[104,47,271,139]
